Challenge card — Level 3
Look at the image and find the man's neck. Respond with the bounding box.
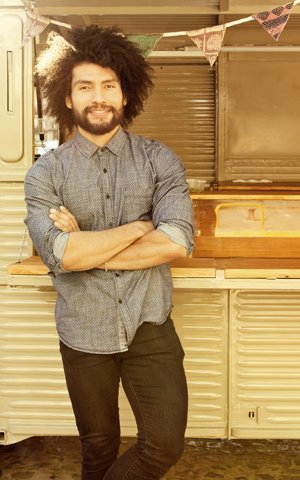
[78,124,120,147]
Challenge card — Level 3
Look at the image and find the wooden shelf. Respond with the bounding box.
[7,257,49,275]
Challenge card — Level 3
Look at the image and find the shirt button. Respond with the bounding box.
[103,168,107,173]
[115,273,120,277]
[106,194,110,199]
[109,222,113,227]
[118,299,123,304]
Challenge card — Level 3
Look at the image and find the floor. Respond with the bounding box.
[1,436,300,480]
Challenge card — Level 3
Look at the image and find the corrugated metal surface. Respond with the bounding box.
[0,285,228,444]
[129,64,216,182]
[230,290,300,439]
[0,183,31,274]
[0,285,73,444]
[0,284,138,443]
[172,289,228,437]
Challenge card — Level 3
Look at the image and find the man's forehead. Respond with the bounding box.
[71,62,119,81]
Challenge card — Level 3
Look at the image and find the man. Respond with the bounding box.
[24,25,194,480]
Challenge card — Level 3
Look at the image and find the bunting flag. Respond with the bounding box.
[187,25,226,66]
[253,2,295,41]
[21,0,300,52]
[127,34,162,57]
[22,11,50,46]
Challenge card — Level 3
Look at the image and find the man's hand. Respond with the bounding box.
[49,206,81,232]
[49,206,154,236]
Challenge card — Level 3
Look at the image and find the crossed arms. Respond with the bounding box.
[24,143,194,274]
[49,206,187,271]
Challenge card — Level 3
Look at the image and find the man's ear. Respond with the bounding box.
[123,97,127,106]
[65,96,72,109]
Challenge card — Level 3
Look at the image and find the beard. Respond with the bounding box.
[72,103,124,135]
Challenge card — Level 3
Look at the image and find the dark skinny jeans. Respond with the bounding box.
[60,316,188,480]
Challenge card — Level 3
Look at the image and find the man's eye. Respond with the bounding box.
[79,85,89,90]
[106,84,115,89]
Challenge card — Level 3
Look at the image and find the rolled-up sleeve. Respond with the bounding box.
[151,144,194,255]
[24,154,67,275]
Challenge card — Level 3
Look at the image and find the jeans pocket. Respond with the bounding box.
[157,315,185,359]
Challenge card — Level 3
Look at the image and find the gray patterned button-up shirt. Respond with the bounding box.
[24,128,194,354]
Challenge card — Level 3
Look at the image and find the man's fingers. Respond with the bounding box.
[49,207,80,232]
[59,205,75,219]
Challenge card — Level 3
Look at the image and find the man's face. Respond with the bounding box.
[66,62,127,136]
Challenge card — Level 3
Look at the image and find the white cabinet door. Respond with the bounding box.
[172,288,228,438]
[0,284,76,445]
[230,289,300,439]
[0,10,33,180]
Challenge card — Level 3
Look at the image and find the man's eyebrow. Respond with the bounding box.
[102,79,119,84]
[73,80,92,87]
[73,78,119,86]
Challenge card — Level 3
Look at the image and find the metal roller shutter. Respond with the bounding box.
[129,62,216,182]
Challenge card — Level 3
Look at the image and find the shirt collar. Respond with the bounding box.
[73,127,127,159]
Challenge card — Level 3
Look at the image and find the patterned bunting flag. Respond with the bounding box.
[187,25,226,67]
[127,34,162,57]
[22,12,50,46]
[253,2,294,41]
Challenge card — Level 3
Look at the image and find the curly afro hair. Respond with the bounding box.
[35,25,154,132]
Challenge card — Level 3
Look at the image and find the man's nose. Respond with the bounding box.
[91,86,105,103]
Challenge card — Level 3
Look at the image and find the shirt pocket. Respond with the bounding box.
[121,193,153,223]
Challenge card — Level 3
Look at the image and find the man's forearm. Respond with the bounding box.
[62,221,153,271]
[99,230,187,271]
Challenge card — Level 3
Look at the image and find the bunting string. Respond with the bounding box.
[23,0,300,63]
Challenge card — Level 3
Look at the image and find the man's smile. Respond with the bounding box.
[86,106,112,118]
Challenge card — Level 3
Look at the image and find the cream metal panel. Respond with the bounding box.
[172,289,228,438]
[0,182,32,274]
[0,284,137,444]
[0,285,74,445]
[0,9,33,180]
[230,290,300,439]
[0,283,228,444]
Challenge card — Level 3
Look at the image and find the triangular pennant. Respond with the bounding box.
[22,12,50,46]
[187,25,226,67]
[127,34,162,57]
[253,1,294,41]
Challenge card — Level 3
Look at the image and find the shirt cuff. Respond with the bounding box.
[157,222,192,255]
[53,232,69,259]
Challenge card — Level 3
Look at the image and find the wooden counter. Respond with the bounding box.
[7,256,300,279]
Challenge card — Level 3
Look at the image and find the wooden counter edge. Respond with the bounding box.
[7,256,216,278]
[7,256,300,279]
